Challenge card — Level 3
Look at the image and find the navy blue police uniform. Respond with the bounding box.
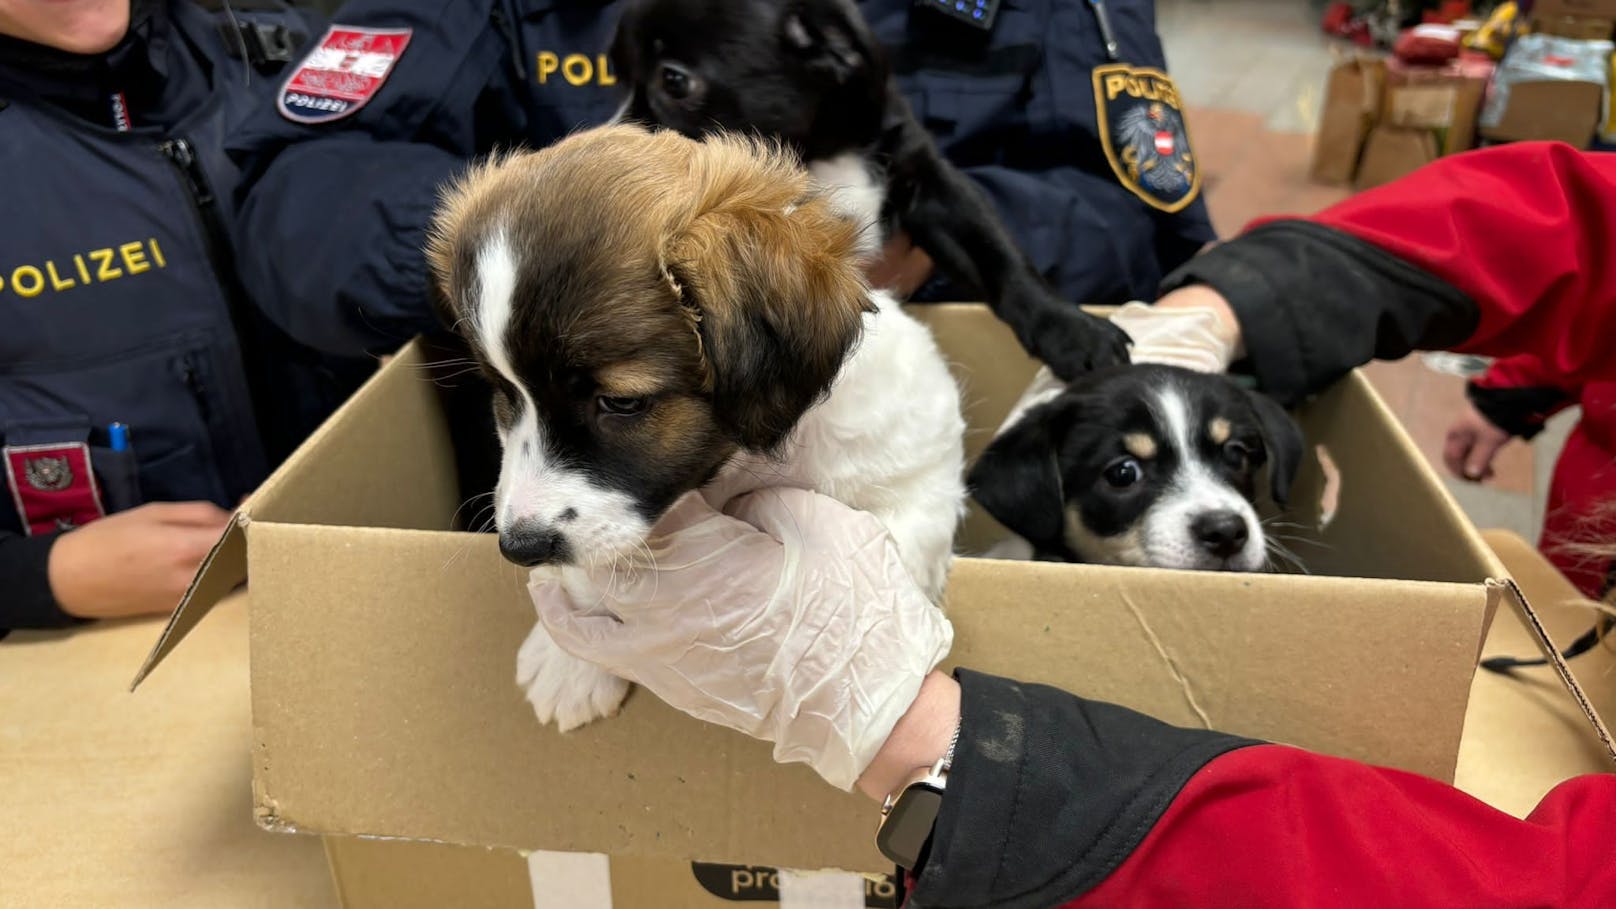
[0,0,372,630]
[229,0,1214,359]
[864,0,1216,304]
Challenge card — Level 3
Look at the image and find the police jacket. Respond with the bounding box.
[227,0,1216,359]
[0,0,370,630]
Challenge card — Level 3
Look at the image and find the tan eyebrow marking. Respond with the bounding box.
[596,361,666,397]
[1208,417,1232,445]
[1124,432,1158,459]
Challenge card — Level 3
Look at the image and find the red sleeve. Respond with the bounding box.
[1260,142,1616,387]
[1477,353,1582,396]
[1065,744,1616,908]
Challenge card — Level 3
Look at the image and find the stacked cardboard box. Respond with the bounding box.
[1531,0,1616,40]
[1311,54,1493,189]
[1478,1,1615,147]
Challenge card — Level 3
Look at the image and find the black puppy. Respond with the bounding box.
[969,365,1306,572]
[608,0,1131,380]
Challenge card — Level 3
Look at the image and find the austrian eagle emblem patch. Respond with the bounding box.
[277,25,412,125]
[1093,64,1200,213]
[24,456,72,492]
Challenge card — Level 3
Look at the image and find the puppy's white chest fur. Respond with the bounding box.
[705,290,965,600]
[808,152,886,261]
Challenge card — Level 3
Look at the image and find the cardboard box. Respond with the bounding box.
[1482,79,1606,143]
[1311,57,1387,184]
[1353,125,1439,190]
[1457,531,1616,815]
[1535,14,1615,39]
[1533,0,1616,22]
[138,305,1532,908]
[1480,32,1612,146]
[1383,59,1490,154]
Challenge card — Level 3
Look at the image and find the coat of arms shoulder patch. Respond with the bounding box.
[1092,64,1201,213]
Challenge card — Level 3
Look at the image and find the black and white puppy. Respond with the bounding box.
[608,0,1131,380]
[969,366,1305,572]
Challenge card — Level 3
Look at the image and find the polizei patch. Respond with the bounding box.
[1092,64,1201,213]
[277,26,412,125]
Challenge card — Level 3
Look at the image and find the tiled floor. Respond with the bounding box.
[1156,0,1567,540]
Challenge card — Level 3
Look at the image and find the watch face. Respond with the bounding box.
[876,785,944,867]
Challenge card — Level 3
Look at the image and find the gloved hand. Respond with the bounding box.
[1110,297,1243,374]
[996,297,1244,440]
[528,488,954,791]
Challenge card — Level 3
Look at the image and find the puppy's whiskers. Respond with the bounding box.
[442,498,497,569]
[1264,536,1310,575]
[451,491,496,530]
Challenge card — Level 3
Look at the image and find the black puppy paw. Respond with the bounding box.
[1028,306,1133,380]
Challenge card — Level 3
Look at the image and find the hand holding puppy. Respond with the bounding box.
[1111,296,1243,374]
[528,488,953,791]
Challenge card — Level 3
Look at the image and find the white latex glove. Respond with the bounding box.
[1108,300,1240,374]
[528,488,954,791]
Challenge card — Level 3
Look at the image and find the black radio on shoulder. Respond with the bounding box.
[914,0,1000,31]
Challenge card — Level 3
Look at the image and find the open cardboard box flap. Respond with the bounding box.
[134,305,1611,875]
[132,343,463,690]
[1494,578,1616,759]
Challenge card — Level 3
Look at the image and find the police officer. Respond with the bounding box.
[228,0,1213,359]
[0,0,370,632]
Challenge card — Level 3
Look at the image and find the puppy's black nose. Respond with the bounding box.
[499,525,570,567]
[1191,511,1249,560]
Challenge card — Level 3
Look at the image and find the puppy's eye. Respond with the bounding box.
[1221,441,1253,470]
[597,395,649,417]
[1103,457,1143,489]
[659,63,695,100]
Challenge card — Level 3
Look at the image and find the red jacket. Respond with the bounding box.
[1073,748,1616,908]
[1298,143,1616,597]
[909,670,1616,909]
[1297,142,1616,387]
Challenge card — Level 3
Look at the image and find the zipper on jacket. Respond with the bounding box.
[161,138,216,210]
[488,4,529,79]
[181,355,212,426]
[159,136,272,470]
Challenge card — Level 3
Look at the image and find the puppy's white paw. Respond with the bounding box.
[515,622,630,732]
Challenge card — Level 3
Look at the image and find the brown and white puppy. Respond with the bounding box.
[428,124,965,730]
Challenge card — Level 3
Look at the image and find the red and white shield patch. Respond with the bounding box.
[277,25,412,125]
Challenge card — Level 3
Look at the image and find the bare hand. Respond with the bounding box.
[865,231,935,299]
[47,502,232,620]
[1442,402,1513,482]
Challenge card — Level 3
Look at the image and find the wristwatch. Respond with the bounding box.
[875,720,961,870]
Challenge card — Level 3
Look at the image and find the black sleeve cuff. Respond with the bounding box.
[0,531,81,632]
[1466,382,1568,440]
[1159,220,1479,406]
[908,669,1258,909]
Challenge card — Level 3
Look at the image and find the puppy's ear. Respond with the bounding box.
[967,399,1073,552]
[1248,390,1304,506]
[606,10,646,120]
[780,0,881,85]
[663,135,870,452]
[424,154,519,335]
[424,166,478,334]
